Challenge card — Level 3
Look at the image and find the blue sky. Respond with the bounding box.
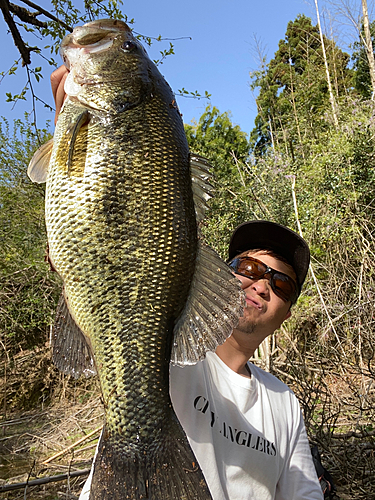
[1,0,322,136]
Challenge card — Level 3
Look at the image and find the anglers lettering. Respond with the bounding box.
[193,395,277,456]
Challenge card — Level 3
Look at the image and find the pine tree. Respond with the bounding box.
[250,15,352,159]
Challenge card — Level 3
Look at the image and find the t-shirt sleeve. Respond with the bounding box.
[275,401,324,500]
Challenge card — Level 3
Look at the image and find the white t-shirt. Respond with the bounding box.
[80,352,323,500]
[170,352,323,500]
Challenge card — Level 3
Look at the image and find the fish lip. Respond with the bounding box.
[81,19,132,33]
[72,75,124,86]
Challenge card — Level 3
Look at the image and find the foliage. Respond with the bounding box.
[1,0,126,68]
[246,89,375,497]
[0,117,61,352]
[2,11,375,497]
[184,105,303,257]
[238,17,375,392]
[0,0,209,129]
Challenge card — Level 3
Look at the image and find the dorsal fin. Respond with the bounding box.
[171,154,244,365]
[27,139,53,183]
[190,154,215,223]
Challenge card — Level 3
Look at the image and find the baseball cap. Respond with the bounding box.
[228,220,310,294]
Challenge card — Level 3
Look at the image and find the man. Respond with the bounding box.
[170,220,323,499]
[50,67,322,499]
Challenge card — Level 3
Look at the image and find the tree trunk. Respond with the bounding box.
[314,0,339,128]
[361,0,375,100]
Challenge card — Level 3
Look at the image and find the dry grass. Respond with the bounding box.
[1,338,375,499]
[254,341,375,500]
[0,347,102,499]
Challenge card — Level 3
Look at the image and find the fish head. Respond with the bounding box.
[60,19,154,113]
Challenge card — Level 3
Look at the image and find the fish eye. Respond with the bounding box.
[122,41,136,51]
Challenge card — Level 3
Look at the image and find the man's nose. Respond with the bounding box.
[250,278,271,297]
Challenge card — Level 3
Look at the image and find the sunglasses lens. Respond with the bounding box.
[233,258,267,278]
[230,257,297,303]
[271,274,296,302]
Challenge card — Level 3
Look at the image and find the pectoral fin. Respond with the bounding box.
[27,139,53,183]
[52,290,97,378]
[171,242,245,366]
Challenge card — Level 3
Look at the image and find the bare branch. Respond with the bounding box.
[9,1,46,27]
[314,0,339,128]
[361,0,375,99]
[0,469,91,493]
[19,0,73,32]
[0,0,36,65]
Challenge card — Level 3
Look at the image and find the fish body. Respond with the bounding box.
[28,19,244,499]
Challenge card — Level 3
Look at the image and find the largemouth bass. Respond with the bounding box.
[28,19,244,500]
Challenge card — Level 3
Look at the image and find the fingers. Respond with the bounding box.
[51,65,69,125]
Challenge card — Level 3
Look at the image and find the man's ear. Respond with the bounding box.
[284,309,292,321]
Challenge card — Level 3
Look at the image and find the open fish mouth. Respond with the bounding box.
[60,19,143,85]
[61,38,116,71]
[63,19,132,48]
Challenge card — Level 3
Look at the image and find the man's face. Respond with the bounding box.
[232,251,294,344]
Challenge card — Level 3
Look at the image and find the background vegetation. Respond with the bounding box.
[1,5,375,500]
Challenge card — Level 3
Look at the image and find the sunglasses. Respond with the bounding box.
[228,256,298,304]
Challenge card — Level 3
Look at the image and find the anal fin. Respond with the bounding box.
[52,291,96,378]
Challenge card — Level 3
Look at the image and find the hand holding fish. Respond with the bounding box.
[50,65,69,125]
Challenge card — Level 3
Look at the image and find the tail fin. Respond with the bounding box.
[89,417,212,500]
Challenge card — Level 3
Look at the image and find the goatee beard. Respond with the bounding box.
[238,317,257,335]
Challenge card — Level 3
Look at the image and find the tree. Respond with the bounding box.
[325,0,375,99]
[185,105,251,255]
[250,15,352,158]
[246,14,375,367]
[352,19,375,98]
[185,105,299,255]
